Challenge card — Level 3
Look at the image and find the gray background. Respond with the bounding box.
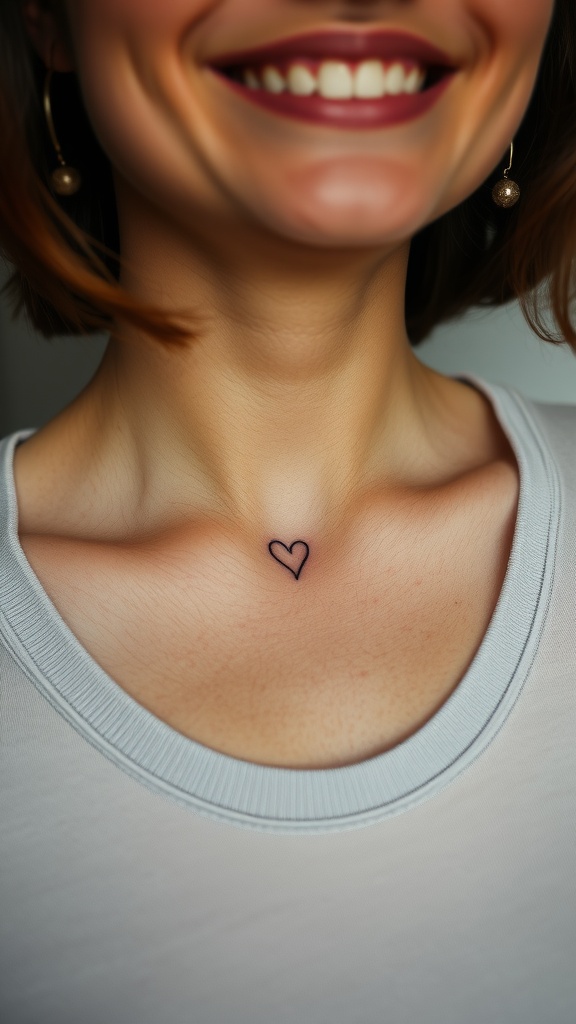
[1,263,576,436]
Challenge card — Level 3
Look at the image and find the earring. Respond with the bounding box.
[43,67,82,196]
[492,141,520,208]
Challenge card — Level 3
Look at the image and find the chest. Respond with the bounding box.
[20,465,519,770]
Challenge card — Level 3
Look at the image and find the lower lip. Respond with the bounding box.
[210,70,455,129]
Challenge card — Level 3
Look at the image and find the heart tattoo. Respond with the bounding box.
[268,540,310,580]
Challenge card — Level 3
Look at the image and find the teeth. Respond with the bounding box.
[261,65,286,93]
[403,66,425,94]
[354,59,387,99]
[286,64,316,96]
[243,59,426,99]
[385,62,407,95]
[317,61,354,100]
[244,68,260,90]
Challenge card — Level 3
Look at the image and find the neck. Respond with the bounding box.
[45,194,470,544]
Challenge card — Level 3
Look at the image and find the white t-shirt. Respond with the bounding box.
[1,374,575,1024]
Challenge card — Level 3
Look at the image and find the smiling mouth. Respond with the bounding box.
[219,58,443,99]
[206,30,458,129]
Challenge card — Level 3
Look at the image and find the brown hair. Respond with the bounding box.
[0,0,575,348]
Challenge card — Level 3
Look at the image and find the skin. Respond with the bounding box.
[15,0,554,768]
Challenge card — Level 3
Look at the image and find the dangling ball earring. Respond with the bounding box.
[492,141,520,208]
[43,67,82,196]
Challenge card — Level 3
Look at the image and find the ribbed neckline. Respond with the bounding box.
[0,375,560,835]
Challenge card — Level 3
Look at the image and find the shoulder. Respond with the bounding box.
[521,392,576,424]
[516,393,576,465]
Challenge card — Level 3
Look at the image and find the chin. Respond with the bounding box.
[267,219,420,251]
[262,193,431,250]
[252,160,437,248]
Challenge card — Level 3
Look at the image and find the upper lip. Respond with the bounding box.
[208,29,457,69]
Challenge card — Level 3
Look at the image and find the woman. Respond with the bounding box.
[1,0,574,1021]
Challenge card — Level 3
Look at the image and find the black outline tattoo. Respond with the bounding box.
[268,540,310,580]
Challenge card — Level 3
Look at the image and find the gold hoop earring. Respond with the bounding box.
[43,67,82,196]
[492,141,520,208]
